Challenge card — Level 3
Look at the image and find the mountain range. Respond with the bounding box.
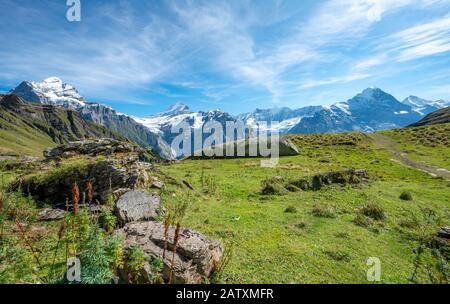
[8,77,450,158]
[11,78,174,159]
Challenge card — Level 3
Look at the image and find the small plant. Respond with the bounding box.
[126,245,149,283]
[311,204,336,218]
[78,228,116,284]
[294,221,307,229]
[284,206,297,213]
[261,177,288,195]
[85,181,93,204]
[99,211,118,234]
[400,191,413,201]
[353,213,374,228]
[72,182,80,215]
[359,202,385,221]
[106,235,124,273]
[210,241,233,284]
[201,174,217,195]
[150,257,164,284]
[169,222,181,283]
[325,250,351,262]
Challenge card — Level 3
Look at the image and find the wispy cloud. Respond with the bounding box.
[0,0,449,113]
[299,73,371,89]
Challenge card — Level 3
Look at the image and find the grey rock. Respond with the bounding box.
[44,139,139,159]
[38,208,66,221]
[115,190,162,223]
[150,178,164,189]
[438,226,450,239]
[117,221,223,284]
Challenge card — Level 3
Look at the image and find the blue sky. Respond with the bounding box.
[1,0,450,116]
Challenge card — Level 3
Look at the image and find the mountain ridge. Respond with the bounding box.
[0,94,127,156]
[9,77,450,157]
[11,78,174,159]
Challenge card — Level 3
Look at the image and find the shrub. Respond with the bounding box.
[126,245,149,283]
[261,177,287,195]
[78,228,116,284]
[359,202,385,221]
[311,204,336,218]
[99,211,118,234]
[353,213,374,228]
[284,206,297,213]
[285,184,301,192]
[202,174,217,195]
[295,221,307,229]
[400,191,413,201]
[288,178,311,191]
[325,250,351,262]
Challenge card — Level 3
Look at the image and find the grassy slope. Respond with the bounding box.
[380,123,450,169]
[0,110,56,156]
[0,97,129,157]
[160,130,450,283]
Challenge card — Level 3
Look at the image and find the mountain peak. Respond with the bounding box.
[167,101,189,111]
[11,77,85,109]
[361,86,383,95]
[162,102,192,116]
[42,76,63,84]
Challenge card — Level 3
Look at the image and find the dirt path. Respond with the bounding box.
[370,133,450,181]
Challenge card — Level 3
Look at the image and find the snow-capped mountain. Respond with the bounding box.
[237,106,323,134]
[136,103,241,157]
[11,77,86,109]
[137,87,448,149]
[290,88,423,134]
[10,77,174,159]
[401,96,450,115]
[10,77,449,158]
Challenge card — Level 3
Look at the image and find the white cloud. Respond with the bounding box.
[355,57,387,69]
[299,73,371,89]
[389,15,450,61]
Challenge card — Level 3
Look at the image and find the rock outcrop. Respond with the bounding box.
[117,221,223,284]
[115,190,162,223]
[38,208,66,221]
[12,140,159,206]
[43,138,157,162]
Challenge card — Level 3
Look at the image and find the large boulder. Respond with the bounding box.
[115,190,162,223]
[117,221,223,284]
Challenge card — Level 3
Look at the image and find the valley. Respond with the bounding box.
[0,81,449,284]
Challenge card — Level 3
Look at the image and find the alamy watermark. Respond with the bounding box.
[66,0,81,22]
[366,257,381,282]
[66,257,81,282]
[170,120,281,167]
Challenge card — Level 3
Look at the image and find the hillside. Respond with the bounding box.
[159,126,449,283]
[0,94,126,156]
[409,107,450,127]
